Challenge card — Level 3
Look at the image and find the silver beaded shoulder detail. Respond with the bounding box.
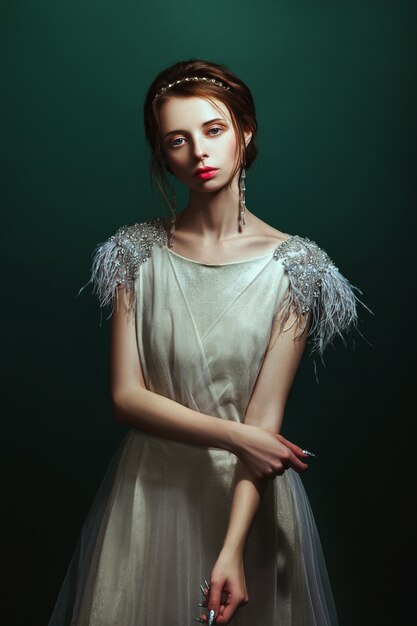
[90,218,168,311]
[273,235,367,357]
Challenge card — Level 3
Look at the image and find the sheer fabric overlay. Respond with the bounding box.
[50,223,351,625]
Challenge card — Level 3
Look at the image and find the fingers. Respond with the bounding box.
[206,580,222,618]
[199,579,248,624]
[287,450,308,473]
[263,441,307,477]
[277,434,317,460]
[276,433,305,457]
[275,435,311,473]
[214,594,248,624]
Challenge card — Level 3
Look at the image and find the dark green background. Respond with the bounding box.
[2,1,415,624]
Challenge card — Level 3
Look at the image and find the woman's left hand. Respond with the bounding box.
[199,548,248,624]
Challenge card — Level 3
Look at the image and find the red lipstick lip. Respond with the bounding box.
[194,167,218,176]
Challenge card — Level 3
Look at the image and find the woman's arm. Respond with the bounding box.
[202,312,310,624]
[110,288,307,476]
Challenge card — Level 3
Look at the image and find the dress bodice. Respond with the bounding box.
[91,217,362,365]
[136,245,290,420]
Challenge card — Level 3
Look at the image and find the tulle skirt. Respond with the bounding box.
[49,429,338,626]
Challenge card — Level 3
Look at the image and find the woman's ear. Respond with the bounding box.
[244,127,253,147]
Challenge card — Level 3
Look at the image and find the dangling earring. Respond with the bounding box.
[168,188,176,248]
[157,167,177,247]
[167,179,177,248]
[239,167,247,231]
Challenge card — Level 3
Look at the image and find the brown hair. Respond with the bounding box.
[143,59,258,208]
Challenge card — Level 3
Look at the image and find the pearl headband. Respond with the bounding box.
[153,76,231,101]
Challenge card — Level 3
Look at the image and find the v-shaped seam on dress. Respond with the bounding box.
[167,254,224,416]
[169,253,276,343]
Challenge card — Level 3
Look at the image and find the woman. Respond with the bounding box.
[50,59,362,625]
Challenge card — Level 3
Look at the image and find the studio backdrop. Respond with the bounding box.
[1,1,415,624]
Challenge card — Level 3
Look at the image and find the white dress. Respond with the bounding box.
[50,218,361,625]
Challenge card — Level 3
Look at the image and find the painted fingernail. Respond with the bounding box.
[200,584,207,596]
[204,579,210,589]
[208,609,216,625]
[193,618,204,623]
[197,602,205,607]
[302,449,316,458]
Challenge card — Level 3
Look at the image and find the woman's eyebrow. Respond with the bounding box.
[163,117,228,139]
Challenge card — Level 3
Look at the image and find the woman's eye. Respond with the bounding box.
[170,137,186,147]
[208,127,222,136]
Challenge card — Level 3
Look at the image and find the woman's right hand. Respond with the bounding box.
[234,424,309,479]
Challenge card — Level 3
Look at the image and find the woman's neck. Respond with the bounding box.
[177,181,244,242]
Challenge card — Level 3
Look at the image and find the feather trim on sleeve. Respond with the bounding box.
[273,235,370,358]
[90,218,168,312]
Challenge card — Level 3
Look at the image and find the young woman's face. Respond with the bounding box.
[159,96,251,193]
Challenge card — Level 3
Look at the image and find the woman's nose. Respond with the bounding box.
[192,136,209,160]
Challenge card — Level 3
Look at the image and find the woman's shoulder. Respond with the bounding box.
[254,218,334,269]
[108,217,168,250]
[267,227,369,357]
[90,217,168,309]
[96,216,169,272]
[272,232,335,272]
